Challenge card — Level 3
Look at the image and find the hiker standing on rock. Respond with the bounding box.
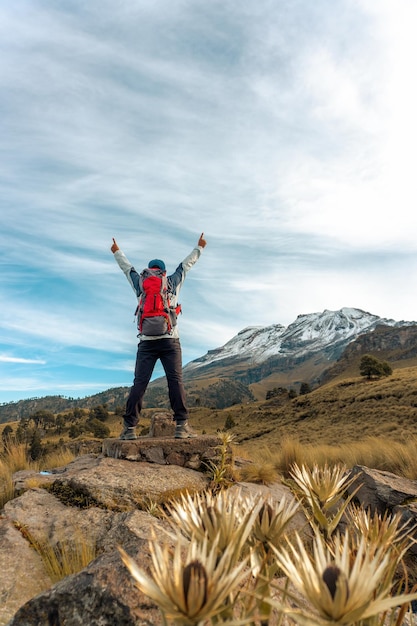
[111,233,207,440]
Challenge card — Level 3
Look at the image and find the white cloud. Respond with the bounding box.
[0,356,46,365]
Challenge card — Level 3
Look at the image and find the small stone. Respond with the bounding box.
[149,412,175,438]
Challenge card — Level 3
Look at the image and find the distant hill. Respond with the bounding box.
[0,388,130,424]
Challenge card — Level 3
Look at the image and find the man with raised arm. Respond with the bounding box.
[111,233,207,439]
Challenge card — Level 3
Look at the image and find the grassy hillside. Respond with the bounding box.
[187,365,417,456]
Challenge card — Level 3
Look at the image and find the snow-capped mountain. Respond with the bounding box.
[184,308,416,379]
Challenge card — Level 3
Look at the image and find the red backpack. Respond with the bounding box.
[136,268,181,336]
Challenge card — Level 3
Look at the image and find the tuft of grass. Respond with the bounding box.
[40,448,75,471]
[238,461,278,485]
[274,438,305,476]
[20,526,98,583]
[0,461,15,509]
[2,441,34,473]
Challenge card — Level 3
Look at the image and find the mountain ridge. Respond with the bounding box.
[183,307,416,386]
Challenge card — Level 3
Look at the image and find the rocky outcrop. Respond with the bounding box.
[12,453,210,511]
[1,446,211,625]
[348,465,417,514]
[4,453,417,625]
[5,511,167,626]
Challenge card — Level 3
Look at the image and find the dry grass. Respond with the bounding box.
[21,527,97,583]
[186,367,417,476]
[237,434,417,483]
[238,461,279,485]
[42,447,75,470]
[0,441,76,508]
[0,462,15,509]
[2,441,34,472]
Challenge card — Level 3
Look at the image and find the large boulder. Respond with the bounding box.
[13,454,210,510]
[6,530,164,626]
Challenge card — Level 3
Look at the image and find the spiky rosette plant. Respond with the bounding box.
[249,495,300,574]
[119,532,250,626]
[165,487,262,566]
[345,503,417,596]
[346,502,416,556]
[269,529,417,626]
[288,463,361,538]
[248,495,300,624]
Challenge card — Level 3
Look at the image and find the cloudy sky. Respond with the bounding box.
[1,0,417,403]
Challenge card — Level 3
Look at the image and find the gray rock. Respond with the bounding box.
[0,518,52,626]
[6,539,163,626]
[102,434,224,471]
[20,455,209,511]
[3,488,167,555]
[347,465,417,514]
[347,465,417,556]
[52,456,209,509]
[148,411,175,438]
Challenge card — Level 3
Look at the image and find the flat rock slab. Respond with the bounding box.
[102,434,224,470]
[51,456,210,510]
[13,455,210,512]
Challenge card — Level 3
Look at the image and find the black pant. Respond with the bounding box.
[123,338,188,427]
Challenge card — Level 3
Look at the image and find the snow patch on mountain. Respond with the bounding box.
[186,307,416,371]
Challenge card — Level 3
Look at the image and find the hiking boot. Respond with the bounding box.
[175,421,198,439]
[119,425,138,440]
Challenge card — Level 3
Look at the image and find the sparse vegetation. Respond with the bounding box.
[121,467,417,626]
[204,432,237,492]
